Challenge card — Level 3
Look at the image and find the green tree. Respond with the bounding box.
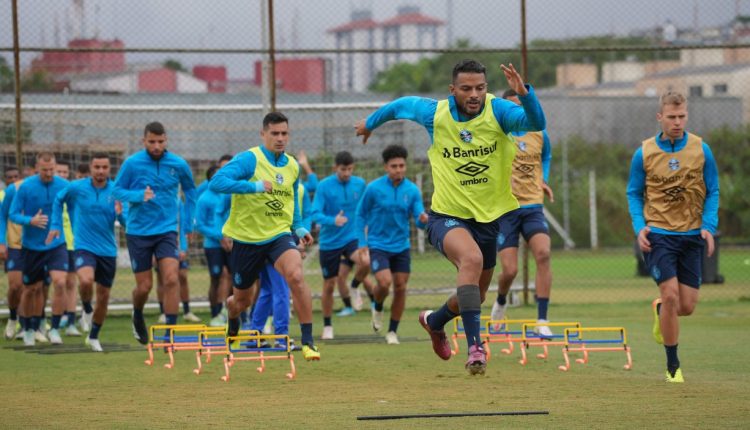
[370,35,678,94]
[0,56,15,92]
[163,59,187,72]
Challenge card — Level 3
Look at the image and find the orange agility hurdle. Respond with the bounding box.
[145,324,211,368]
[450,316,492,356]
[483,318,539,359]
[519,321,582,366]
[221,333,296,382]
[558,327,633,372]
[192,328,260,375]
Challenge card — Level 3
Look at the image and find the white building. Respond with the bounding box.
[327,7,445,93]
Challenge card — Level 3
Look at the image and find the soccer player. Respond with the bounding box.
[113,121,197,344]
[311,151,372,340]
[355,60,545,375]
[210,111,320,361]
[195,165,232,327]
[10,152,70,345]
[75,163,90,179]
[54,161,82,336]
[47,153,126,352]
[491,89,555,336]
[249,182,312,349]
[627,91,719,383]
[1,167,23,339]
[355,145,427,345]
[296,149,319,193]
[196,154,233,198]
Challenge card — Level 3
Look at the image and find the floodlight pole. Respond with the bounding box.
[12,0,23,170]
[520,0,528,80]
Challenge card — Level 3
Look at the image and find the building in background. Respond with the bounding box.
[193,65,228,93]
[68,65,208,94]
[31,38,126,76]
[253,58,328,94]
[327,6,445,92]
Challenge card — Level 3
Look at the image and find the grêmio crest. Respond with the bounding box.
[458,129,473,143]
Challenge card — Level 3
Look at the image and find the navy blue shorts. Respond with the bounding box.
[643,233,704,288]
[204,247,231,278]
[426,211,500,270]
[126,232,179,273]
[21,244,69,285]
[370,248,411,274]
[4,248,22,273]
[230,235,298,290]
[318,239,358,279]
[73,249,117,288]
[497,207,549,251]
[67,250,77,273]
[643,233,704,289]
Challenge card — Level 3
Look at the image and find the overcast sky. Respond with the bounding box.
[1,0,746,78]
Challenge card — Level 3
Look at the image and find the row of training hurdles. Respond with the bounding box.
[451,316,633,371]
[144,324,298,381]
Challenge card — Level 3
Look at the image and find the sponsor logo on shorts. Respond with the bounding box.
[651,266,661,281]
[497,233,505,246]
[234,273,242,286]
[212,265,221,275]
[7,260,14,270]
[372,260,380,271]
[444,219,459,228]
[75,257,84,268]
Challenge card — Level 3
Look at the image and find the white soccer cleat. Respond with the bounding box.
[209,315,225,327]
[183,312,201,323]
[35,330,49,343]
[534,319,554,338]
[23,330,35,346]
[80,311,93,333]
[65,324,82,337]
[351,287,363,311]
[385,331,400,345]
[85,336,103,352]
[371,308,383,333]
[490,301,507,330]
[5,319,17,340]
[157,314,166,324]
[321,325,334,340]
[47,328,63,344]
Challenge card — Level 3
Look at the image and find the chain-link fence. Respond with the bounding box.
[1,0,748,311]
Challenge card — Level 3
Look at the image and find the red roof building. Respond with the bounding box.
[31,38,126,76]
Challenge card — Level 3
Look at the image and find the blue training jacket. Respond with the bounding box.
[50,178,127,257]
[311,174,366,251]
[355,175,425,253]
[626,131,720,236]
[196,184,231,248]
[365,85,546,143]
[9,175,69,251]
[113,149,197,236]
[0,182,19,247]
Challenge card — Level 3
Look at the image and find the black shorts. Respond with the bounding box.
[643,233,704,289]
[67,250,77,273]
[497,207,549,251]
[425,211,500,270]
[230,236,299,290]
[73,249,117,288]
[318,239,358,279]
[126,232,179,273]
[21,244,69,285]
[4,248,22,273]
[204,247,231,279]
[370,248,411,274]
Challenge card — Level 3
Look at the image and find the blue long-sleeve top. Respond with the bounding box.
[303,172,318,194]
[355,175,426,253]
[178,200,190,253]
[512,129,552,209]
[0,182,19,247]
[195,185,231,248]
[9,175,69,251]
[210,146,307,239]
[113,149,196,237]
[299,184,312,232]
[196,180,209,198]
[50,178,126,257]
[311,174,367,251]
[627,132,720,236]
[365,85,546,141]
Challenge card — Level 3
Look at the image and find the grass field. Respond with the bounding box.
[2,299,748,429]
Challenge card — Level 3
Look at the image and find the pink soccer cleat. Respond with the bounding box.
[418,310,452,360]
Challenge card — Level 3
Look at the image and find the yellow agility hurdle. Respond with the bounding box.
[221,333,296,382]
[145,324,210,368]
[519,321,582,366]
[483,318,538,359]
[450,315,492,356]
[193,328,260,375]
[558,327,633,372]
